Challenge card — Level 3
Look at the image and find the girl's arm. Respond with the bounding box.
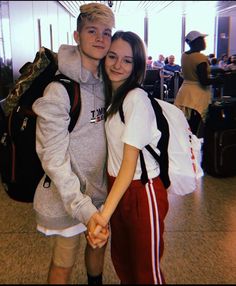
[89,143,139,244]
[87,143,140,247]
[101,143,140,222]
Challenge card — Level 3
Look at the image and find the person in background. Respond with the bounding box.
[87,30,169,284]
[153,54,165,69]
[163,54,181,73]
[164,56,169,65]
[210,57,225,98]
[32,3,115,284]
[174,30,222,137]
[210,57,224,76]
[208,53,215,64]
[146,55,153,69]
[218,53,228,70]
[225,54,236,71]
[162,55,182,98]
[227,54,233,64]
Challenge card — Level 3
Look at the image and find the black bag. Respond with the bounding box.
[202,99,236,177]
[223,71,236,97]
[0,47,81,202]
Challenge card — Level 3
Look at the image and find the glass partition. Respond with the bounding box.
[0,1,13,99]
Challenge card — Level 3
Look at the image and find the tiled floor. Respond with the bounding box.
[0,173,236,284]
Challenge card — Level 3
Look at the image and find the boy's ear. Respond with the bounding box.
[73,31,80,44]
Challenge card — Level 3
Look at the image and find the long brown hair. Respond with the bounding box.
[102,31,147,118]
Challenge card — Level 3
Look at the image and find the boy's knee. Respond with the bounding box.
[52,235,80,268]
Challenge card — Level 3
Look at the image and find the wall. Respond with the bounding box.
[217,5,236,57]
[229,15,236,56]
[7,1,76,79]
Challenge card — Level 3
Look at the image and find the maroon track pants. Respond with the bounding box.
[108,175,169,284]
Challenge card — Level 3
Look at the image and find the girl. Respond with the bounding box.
[88,31,169,284]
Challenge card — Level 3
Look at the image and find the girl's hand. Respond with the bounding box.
[88,225,109,248]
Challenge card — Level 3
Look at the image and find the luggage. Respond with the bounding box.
[0,47,81,202]
[202,99,236,177]
[120,86,204,196]
[222,71,236,97]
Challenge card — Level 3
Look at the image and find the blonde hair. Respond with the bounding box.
[77,3,115,31]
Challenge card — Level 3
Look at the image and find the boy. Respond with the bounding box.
[32,3,115,284]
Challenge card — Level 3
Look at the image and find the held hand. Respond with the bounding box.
[86,231,108,249]
[86,212,109,248]
[87,211,108,234]
[88,226,109,249]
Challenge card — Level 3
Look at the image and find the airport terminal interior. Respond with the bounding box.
[0,0,236,284]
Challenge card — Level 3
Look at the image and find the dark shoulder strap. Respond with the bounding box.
[53,74,81,132]
[43,74,81,188]
[147,95,170,188]
[118,86,170,188]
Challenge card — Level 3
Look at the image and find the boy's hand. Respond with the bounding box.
[86,212,109,248]
[87,226,109,248]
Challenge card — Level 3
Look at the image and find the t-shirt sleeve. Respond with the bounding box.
[121,89,155,149]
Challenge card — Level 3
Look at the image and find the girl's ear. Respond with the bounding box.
[73,31,80,44]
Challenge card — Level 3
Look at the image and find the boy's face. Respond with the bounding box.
[74,20,112,62]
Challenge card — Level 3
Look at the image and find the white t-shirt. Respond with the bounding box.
[105,87,161,180]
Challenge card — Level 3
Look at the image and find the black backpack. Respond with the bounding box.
[0,47,81,202]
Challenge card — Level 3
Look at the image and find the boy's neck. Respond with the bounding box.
[82,58,100,77]
[78,47,100,77]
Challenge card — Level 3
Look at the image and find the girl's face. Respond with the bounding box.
[105,38,133,91]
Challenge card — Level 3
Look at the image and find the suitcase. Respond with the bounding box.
[223,71,236,98]
[202,99,236,177]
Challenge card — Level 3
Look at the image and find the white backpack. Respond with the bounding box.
[120,91,204,196]
[156,99,204,196]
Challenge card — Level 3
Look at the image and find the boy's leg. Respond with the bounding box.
[48,235,80,284]
[85,242,107,284]
[48,263,73,284]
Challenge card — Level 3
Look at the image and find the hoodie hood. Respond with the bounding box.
[58,44,102,85]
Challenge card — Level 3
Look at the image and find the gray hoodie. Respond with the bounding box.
[32,45,107,229]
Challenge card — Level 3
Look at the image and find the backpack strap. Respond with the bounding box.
[43,74,81,188]
[53,74,81,132]
[139,150,149,185]
[145,95,170,188]
[119,87,170,188]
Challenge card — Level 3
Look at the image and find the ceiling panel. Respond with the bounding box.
[58,1,236,18]
[58,1,183,17]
